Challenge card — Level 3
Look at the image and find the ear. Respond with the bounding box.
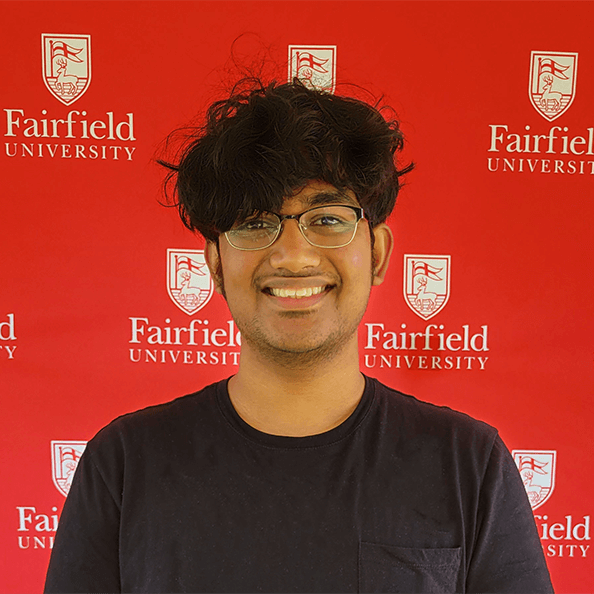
[204,240,224,295]
[371,223,394,286]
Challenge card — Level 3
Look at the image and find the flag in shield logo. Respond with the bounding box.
[51,440,87,497]
[41,34,91,105]
[403,255,451,320]
[529,51,578,121]
[288,45,336,93]
[512,450,557,510]
[167,249,214,315]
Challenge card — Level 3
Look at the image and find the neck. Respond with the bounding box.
[228,337,365,437]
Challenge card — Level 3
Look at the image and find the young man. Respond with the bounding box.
[45,80,553,593]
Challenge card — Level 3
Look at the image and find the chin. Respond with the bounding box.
[262,331,355,363]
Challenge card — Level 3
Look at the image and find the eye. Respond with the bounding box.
[309,214,350,228]
[235,217,277,233]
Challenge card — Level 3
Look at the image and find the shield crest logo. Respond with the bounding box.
[51,441,87,497]
[529,51,578,121]
[512,450,557,510]
[403,255,451,320]
[41,34,91,105]
[288,45,336,93]
[167,249,214,315]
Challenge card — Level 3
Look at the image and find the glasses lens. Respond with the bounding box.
[301,206,360,247]
[227,213,280,249]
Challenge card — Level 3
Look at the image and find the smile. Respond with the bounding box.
[268,286,326,299]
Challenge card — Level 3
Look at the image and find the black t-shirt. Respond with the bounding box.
[45,377,553,593]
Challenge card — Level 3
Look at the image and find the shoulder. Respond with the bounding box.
[367,376,499,459]
[370,376,496,432]
[85,379,226,458]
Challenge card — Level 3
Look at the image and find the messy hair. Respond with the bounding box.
[159,78,413,242]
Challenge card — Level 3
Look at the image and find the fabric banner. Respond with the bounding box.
[1,2,592,592]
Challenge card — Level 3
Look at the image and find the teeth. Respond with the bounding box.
[269,286,325,298]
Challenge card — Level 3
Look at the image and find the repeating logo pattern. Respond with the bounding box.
[288,45,336,93]
[51,441,87,497]
[513,449,557,510]
[529,51,578,121]
[403,255,451,320]
[167,249,214,315]
[42,34,91,105]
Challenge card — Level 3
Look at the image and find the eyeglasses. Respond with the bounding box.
[224,205,366,251]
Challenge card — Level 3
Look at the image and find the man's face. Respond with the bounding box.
[205,181,393,364]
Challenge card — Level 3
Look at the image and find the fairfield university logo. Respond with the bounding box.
[167,249,214,315]
[403,255,451,320]
[529,51,578,121]
[289,45,336,93]
[512,450,557,510]
[42,34,91,105]
[485,50,591,176]
[51,441,87,497]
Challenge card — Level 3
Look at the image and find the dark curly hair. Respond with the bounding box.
[159,78,413,242]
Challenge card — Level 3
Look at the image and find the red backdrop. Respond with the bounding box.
[1,2,593,592]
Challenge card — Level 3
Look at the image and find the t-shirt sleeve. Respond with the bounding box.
[44,445,121,593]
[466,434,554,593]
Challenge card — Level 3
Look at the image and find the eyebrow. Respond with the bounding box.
[306,190,360,207]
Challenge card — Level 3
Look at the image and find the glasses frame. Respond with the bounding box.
[224,204,366,251]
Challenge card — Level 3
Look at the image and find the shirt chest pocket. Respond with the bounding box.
[359,542,462,593]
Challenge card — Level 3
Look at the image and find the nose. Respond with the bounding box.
[268,219,321,272]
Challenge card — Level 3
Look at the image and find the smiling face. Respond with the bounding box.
[205,181,393,366]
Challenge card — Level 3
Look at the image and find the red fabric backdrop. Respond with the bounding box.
[1,2,593,592]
